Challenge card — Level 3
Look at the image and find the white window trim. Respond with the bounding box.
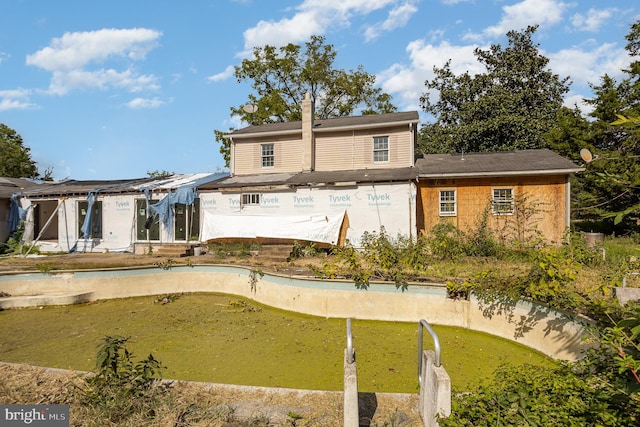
[241,193,261,206]
[373,136,389,163]
[261,144,274,168]
[492,188,514,216]
[439,189,457,217]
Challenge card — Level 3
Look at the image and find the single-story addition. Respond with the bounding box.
[10,173,226,253]
[414,149,584,245]
[197,167,417,247]
[196,93,421,247]
[0,177,42,245]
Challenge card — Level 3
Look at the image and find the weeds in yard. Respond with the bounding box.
[79,335,165,424]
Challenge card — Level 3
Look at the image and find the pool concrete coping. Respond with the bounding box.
[0,263,591,361]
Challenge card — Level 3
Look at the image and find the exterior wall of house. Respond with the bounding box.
[22,194,168,253]
[199,182,417,246]
[313,124,414,171]
[232,134,304,175]
[22,195,139,253]
[231,123,415,175]
[417,175,569,245]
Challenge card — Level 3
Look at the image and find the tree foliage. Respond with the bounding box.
[418,26,570,154]
[214,35,397,166]
[0,123,39,178]
[572,20,640,232]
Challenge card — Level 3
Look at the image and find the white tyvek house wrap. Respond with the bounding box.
[201,211,346,244]
[198,182,416,246]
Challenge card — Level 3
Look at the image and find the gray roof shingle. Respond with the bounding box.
[415,149,583,178]
[228,111,419,137]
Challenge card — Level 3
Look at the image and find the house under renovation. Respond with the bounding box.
[9,173,226,253]
[414,150,583,245]
[5,94,584,253]
[196,93,420,247]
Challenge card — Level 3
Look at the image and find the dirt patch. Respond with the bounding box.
[0,362,421,426]
[0,252,315,274]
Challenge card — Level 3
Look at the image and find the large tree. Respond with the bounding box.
[573,20,640,232]
[214,35,396,166]
[418,26,570,154]
[0,124,39,178]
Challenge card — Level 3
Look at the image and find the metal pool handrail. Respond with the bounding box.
[346,318,355,364]
[418,319,441,384]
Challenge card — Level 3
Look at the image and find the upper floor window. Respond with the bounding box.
[242,193,261,206]
[373,136,389,163]
[492,188,514,215]
[439,190,456,216]
[261,144,274,168]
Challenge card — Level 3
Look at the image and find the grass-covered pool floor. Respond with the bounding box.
[0,293,554,393]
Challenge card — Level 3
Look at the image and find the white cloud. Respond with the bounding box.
[26,28,162,95]
[0,88,35,111]
[364,1,419,42]
[377,39,482,111]
[46,69,159,95]
[571,8,615,32]
[547,42,630,88]
[208,65,235,82]
[241,0,401,52]
[125,97,165,109]
[482,0,570,39]
[0,52,10,64]
[441,0,472,4]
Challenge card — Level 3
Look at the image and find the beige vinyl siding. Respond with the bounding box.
[232,135,303,175]
[314,125,413,171]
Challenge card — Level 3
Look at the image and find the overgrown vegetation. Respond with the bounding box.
[308,210,639,424]
[207,241,261,259]
[79,336,165,424]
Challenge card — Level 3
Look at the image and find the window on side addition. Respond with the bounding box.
[78,200,103,239]
[261,144,274,168]
[439,190,456,216]
[242,193,261,206]
[492,188,514,215]
[373,136,389,163]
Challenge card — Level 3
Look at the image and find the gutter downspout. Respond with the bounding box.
[229,136,235,177]
[565,175,571,242]
[410,122,415,166]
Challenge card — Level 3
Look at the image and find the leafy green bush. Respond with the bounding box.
[80,335,164,423]
[440,360,640,427]
[428,221,466,260]
[288,240,318,261]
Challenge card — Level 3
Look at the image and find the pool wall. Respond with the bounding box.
[0,264,589,361]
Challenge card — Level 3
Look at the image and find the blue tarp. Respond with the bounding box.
[7,194,25,237]
[80,191,98,239]
[146,186,197,236]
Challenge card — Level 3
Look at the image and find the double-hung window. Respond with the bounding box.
[373,136,389,163]
[439,190,457,216]
[492,188,514,215]
[242,193,261,206]
[261,144,274,168]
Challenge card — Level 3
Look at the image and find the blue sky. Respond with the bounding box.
[1,0,637,180]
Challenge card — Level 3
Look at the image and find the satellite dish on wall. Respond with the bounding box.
[580,148,593,163]
[243,104,258,114]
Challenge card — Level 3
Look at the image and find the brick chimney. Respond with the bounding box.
[301,92,314,171]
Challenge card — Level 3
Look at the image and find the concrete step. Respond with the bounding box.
[155,244,195,257]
